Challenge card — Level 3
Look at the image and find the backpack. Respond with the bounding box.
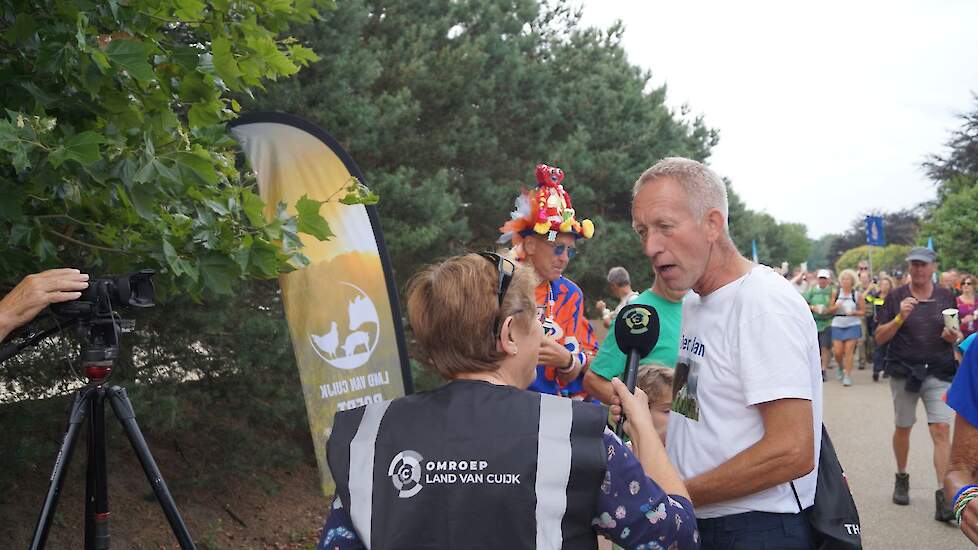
[791,425,863,550]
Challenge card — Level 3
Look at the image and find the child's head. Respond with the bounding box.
[636,363,674,444]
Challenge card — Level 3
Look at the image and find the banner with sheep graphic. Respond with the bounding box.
[230,113,412,496]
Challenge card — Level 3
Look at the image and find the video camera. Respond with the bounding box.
[0,269,156,366]
[50,269,156,319]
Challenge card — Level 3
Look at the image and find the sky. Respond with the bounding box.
[578,0,978,238]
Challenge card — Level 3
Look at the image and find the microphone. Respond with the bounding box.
[613,304,660,436]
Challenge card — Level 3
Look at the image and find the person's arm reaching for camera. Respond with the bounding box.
[0,269,89,341]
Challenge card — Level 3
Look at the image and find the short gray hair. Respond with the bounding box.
[606,266,631,286]
[633,157,728,223]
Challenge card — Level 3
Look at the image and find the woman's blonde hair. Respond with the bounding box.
[838,269,858,289]
[406,253,536,380]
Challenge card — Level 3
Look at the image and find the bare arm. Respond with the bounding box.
[875,317,902,345]
[538,338,582,384]
[0,269,89,341]
[876,296,916,345]
[945,413,978,544]
[583,369,617,405]
[826,289,839,314]
[854,292,865,316]
[685,398,815,507]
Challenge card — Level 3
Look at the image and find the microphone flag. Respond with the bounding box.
[229,113,412,495]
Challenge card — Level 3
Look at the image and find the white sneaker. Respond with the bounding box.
[843,375,852,386]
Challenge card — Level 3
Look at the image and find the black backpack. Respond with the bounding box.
[791,425,863,550]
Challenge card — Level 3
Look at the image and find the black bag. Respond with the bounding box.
[791,425,863,550]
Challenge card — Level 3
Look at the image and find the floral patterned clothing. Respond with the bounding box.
[318,430,699,549]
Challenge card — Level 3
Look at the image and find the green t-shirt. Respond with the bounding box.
[803,284,835,331]
[590,288,683,380]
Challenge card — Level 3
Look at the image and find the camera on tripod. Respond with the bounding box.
[50,269,156,368]
[6,268,197,550]
[51,269,155,319]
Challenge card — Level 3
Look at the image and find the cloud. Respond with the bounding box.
[579,0,978,236]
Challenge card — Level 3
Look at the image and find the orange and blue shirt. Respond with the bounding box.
[529,276,598,398]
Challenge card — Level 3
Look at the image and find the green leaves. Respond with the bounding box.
[295,195,333,240]
[0,0,337,302]
[47,131,106,168]
[104,39,155,82]
[212,37,244,88]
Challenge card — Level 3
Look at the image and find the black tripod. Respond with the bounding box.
[9,299,198,549]
[30,362,196,549]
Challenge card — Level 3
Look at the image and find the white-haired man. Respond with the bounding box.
[631,157,822,549]
[595,266,640,328]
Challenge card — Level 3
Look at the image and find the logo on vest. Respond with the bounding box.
[387,450,522,498]
[388,450,424,498]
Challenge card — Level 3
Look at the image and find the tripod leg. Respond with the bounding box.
[106,386,196,550]
[31,388,95,550]
[85,388,111,550]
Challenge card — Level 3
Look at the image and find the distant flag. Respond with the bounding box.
[865,215,885,246]
[927,237,934,250]
[751,240,759,263]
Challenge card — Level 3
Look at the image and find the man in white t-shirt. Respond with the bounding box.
[630,157,823,549]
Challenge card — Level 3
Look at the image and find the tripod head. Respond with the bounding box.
[0,270,155,383]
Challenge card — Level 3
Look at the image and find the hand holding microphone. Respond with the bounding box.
[613,304,660,436]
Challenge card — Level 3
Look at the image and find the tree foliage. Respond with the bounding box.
[726,182,811,268]
[835,244,911,277]
[0,0,360,299]
[250,0,718,302]
[917,97,978,275]
[826,208,922,265]
[923,94,978,201]
[807,233,837,270]
[922,179,978,274]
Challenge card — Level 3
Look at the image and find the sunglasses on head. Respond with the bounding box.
[477,252,515,306]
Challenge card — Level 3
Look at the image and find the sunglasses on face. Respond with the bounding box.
[964,281,974,286]
[550,244,577,259]
[858,267,868,271]
[477,252,515,306]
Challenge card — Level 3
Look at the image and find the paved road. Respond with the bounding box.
[823,364,970,549]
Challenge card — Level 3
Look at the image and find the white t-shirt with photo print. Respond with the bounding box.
[666,264,823,519]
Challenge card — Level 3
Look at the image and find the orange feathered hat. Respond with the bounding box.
[498,164,595,258]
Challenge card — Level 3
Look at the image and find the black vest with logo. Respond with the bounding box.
[327,380,607,549]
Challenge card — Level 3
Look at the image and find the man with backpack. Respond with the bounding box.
[631,158,823,549]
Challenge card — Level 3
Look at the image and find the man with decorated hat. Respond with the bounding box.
[499,163,597,398]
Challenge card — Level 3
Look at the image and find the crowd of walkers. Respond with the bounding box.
[3,157,976,548]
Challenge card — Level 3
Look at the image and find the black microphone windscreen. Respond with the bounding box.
[613,304,660,357]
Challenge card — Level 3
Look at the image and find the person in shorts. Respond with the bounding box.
[875,246,963,521]
[804,269,835,381]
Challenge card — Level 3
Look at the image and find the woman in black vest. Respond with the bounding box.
[318,253,698,549]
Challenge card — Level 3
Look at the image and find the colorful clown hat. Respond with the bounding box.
[499,164,595,255]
